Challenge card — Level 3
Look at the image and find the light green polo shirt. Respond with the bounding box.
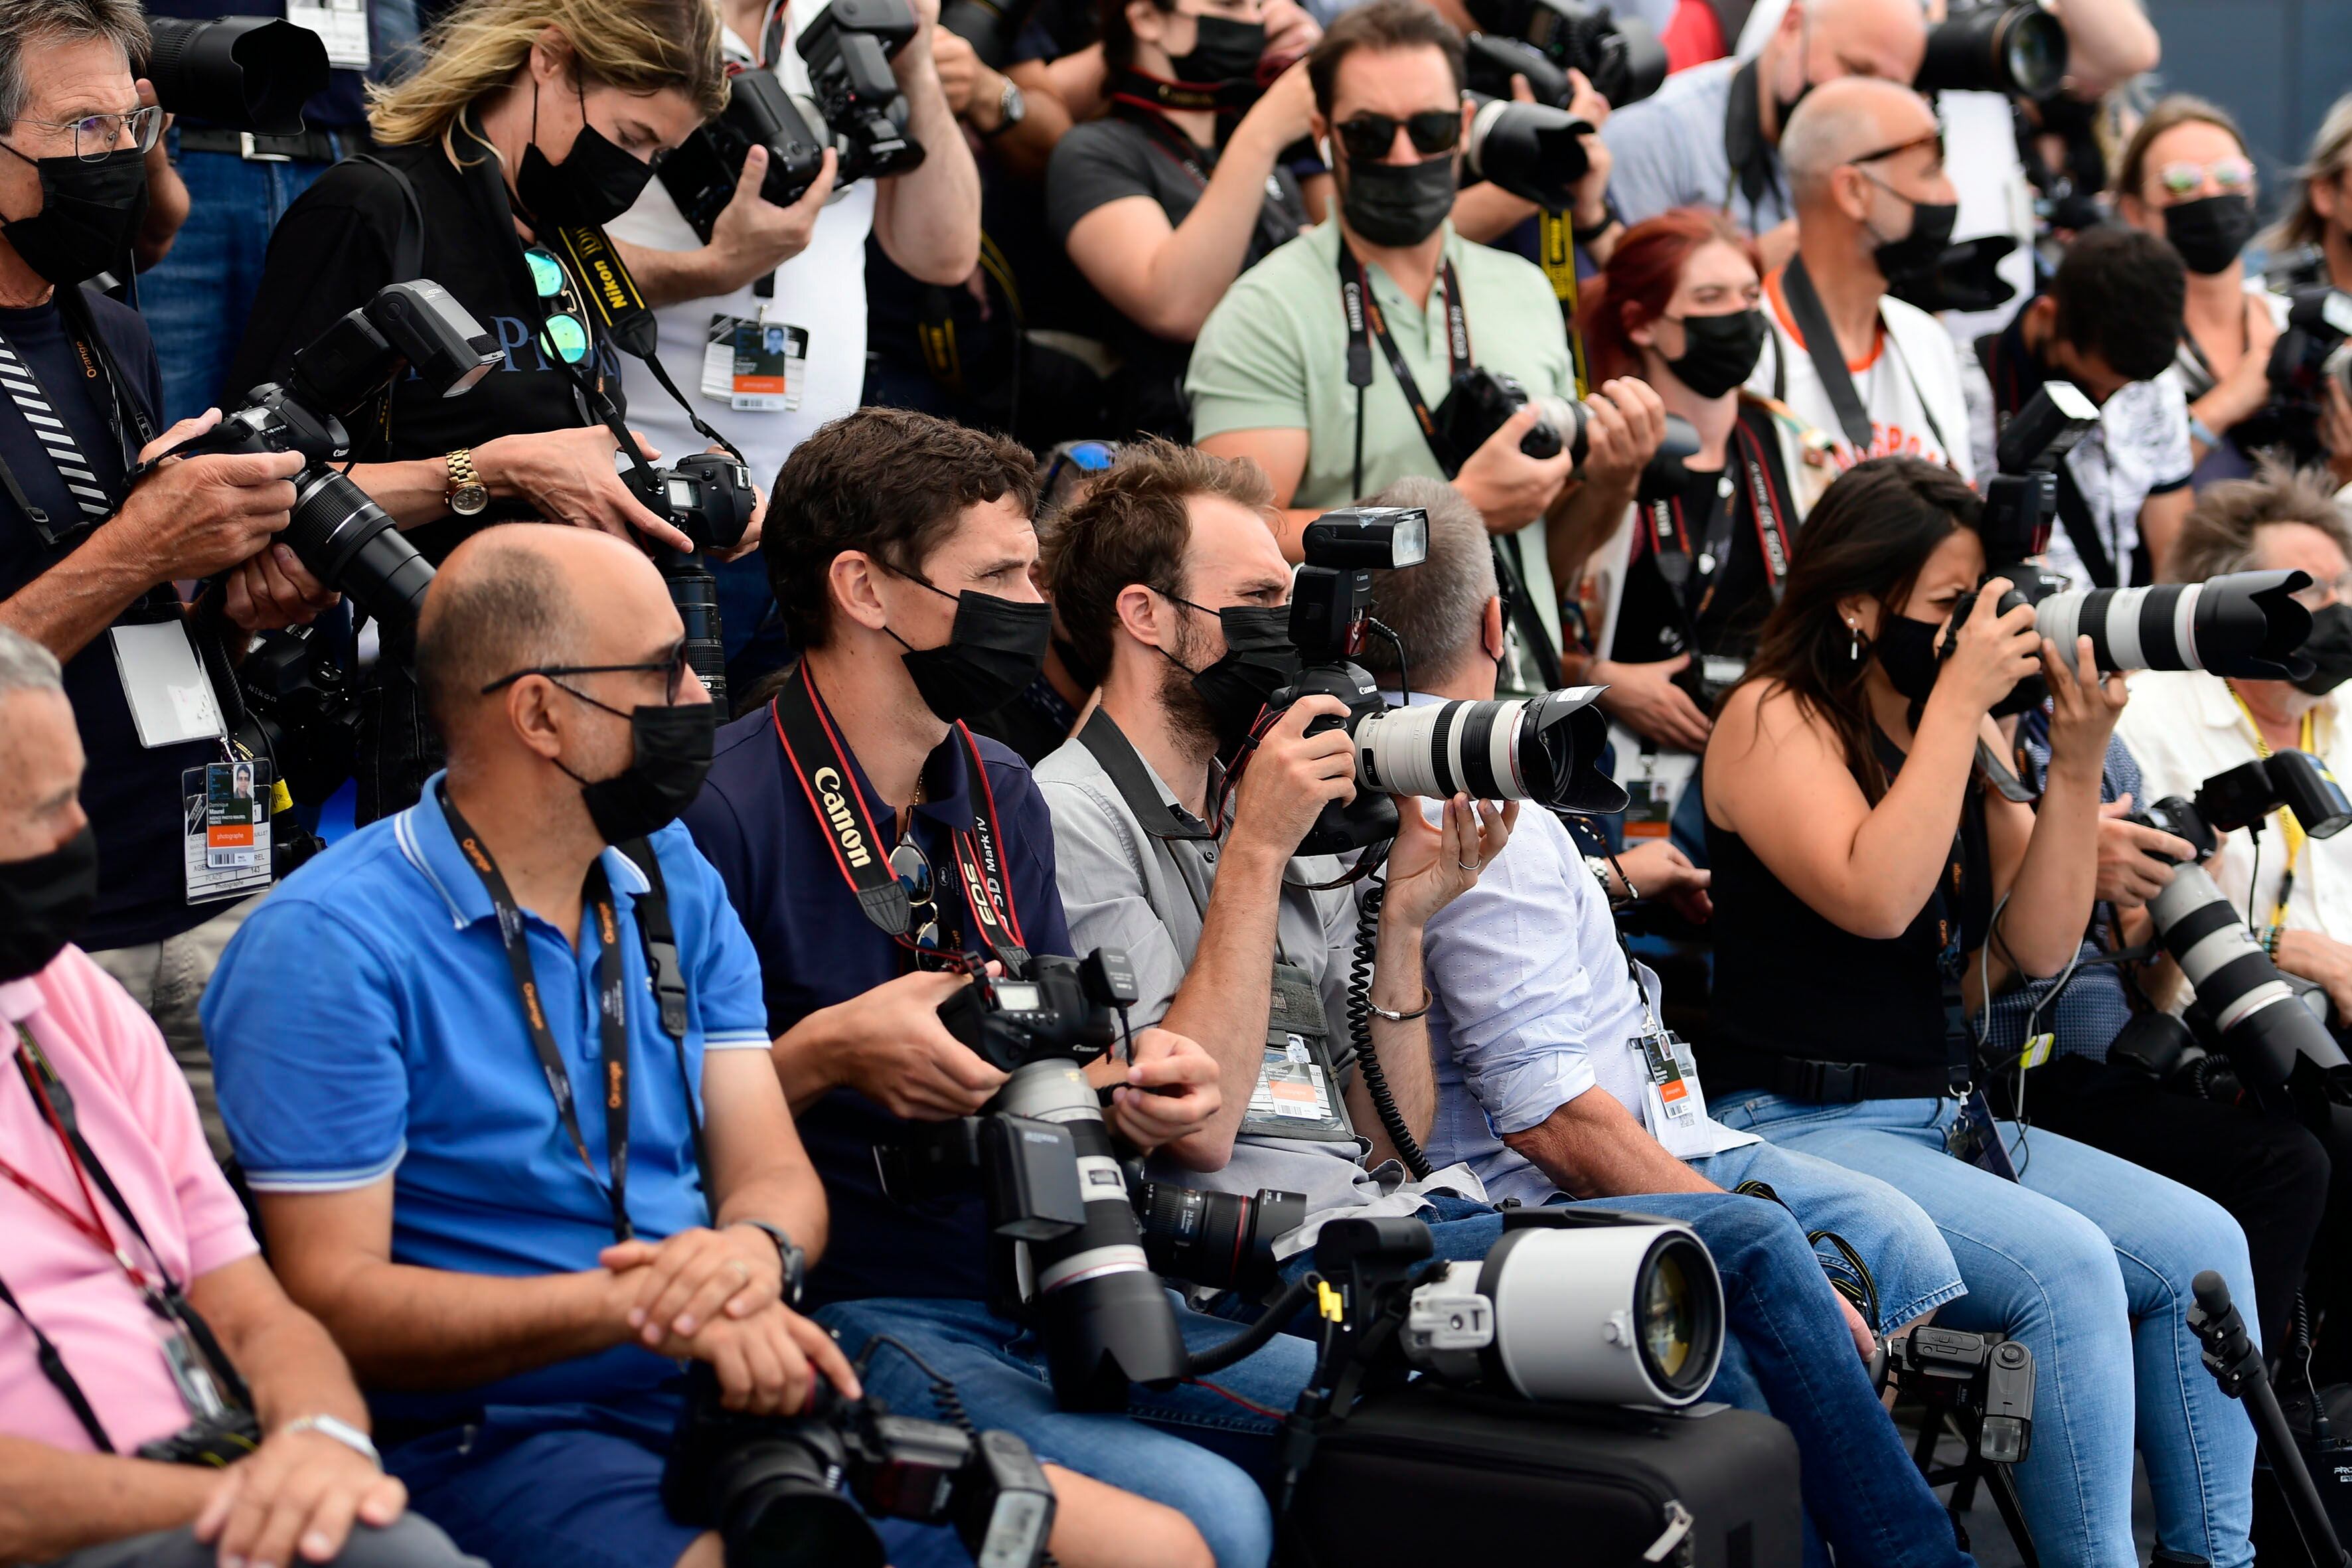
[1185,220,1576,649]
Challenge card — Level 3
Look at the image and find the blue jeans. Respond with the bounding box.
[140,137,344,424]
[1376,1193,1972,1568]
[817,1293,1317,1568]
[1717,1093,2259,1568]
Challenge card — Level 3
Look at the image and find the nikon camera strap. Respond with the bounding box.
[769,660,1030,972]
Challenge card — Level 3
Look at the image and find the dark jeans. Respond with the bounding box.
[2025,1054,2331,1350]
[356,654,442,827]
[37,1516,481,1568]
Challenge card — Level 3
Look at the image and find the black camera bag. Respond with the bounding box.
[1285,1381,1802,1568]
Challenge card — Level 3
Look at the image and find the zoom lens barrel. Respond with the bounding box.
[143,17,329,135]
[1132,1181,1306,1291]
[283,468,435,629]
[1471,1221,1725,1407]
[2033,571,2313,678]
[1915,1,2067,96]
[659,552,728,708]
[2149,862,2352,1091]
[1350,688,1627,813]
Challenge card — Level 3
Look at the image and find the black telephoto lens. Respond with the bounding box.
[661,552,728,709]
[142,17,330,135]
[1915,1,2067,96]
[1131,1181,1307,1291]
[283,469,435,629]
[662,1367,885,1568]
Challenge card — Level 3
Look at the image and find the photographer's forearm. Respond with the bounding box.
[347,459,463,529]
[611,235,750,312]
[1158,838,1289,1150]
[278,1259,636,1391]
[0,1441,216,1561]
[187,1257,372,1436]
[876,37,984,285]
[1999,757,2106,980]
[0,529,163,662]
[769,1010,852,1115]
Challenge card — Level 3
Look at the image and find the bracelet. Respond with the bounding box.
[2189,415,2221,449]
[2264,924,2284,960]
[1367,987,1434,1022]
[278,1414,381,1467]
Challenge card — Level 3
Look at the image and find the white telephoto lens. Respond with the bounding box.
[1482,1222,1725,1407]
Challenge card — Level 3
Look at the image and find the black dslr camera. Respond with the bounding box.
[800,0,929,186]
[142,16,329,135]
[660,70,835,240]
[2245,287,2352,465]
[1437,368,1702,473]
[173,279,499,630]
[1456,0,1665,107]
[935,950,1137,1072]
[623,453,757,707]
[662,1364,1056,1568]
[1915,1,2067,96]
[2130,751,2352,868]
[1980,380,2101,572]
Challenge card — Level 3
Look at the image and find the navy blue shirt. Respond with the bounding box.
[682,690,1073,1306]
[0,291,220,949]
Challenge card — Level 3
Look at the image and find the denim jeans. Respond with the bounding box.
[816,1293,1318,1568]
[1716,1092,2259,1568]
[139,136,345,424]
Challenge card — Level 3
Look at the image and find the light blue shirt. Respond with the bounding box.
[1601,57,1793,238]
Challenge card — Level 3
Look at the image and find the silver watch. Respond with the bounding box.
[279,1413,382,1467]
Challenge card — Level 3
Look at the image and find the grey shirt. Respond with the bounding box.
[1034,721,1486,1253]
[1601,56,1792,238]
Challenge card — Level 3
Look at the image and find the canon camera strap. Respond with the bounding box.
[436,787,641,1242]
[768,661,1030,972]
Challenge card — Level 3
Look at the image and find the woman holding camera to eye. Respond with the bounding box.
[1701,457,2260,1568]
[226,0,751,823]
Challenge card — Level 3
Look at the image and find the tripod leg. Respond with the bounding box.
[1986,1462,2041,1568]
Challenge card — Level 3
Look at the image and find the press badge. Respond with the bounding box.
[1633,1028,1719,1160]
[284,0,370,69]
[1239,963,1356,1142]
[181,761,272,903]
[110,621,226,748]
[1249,1036,1335,1124]
[701,313,807,411]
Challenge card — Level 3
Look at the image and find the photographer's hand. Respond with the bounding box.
[1105,1027,1221,1154]
[471,426,695,553]
[706,144,839,289]
[194,1426,406,1568]
[1612,840,1711,923]
[1932,578,2042,720]
[707,450,766,562]
[601,1225,783,1348]
[659,1301,862,1416]
[781,967,1010,1119]
[1453,406,1576,532]
[2191,300,2278,444]
[2041,632,2128,771]
[2094,795,2193,907]
[1562,68,1614,235]
[1227,696,1360,859]
[1590,655,1711,751]
[223,542,339,633]
[2274,929,2352,1023]
[1382,793,1517,931]
[1575,378,1668,501]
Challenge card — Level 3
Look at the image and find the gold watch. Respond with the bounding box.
[445,448,489,516]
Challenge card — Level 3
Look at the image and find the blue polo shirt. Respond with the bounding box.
[200,774,773,1423]
[682,694,1072,1307]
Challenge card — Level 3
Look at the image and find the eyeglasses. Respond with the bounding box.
[890,834,943,953]
[11,106,163,161]
[1334,110,1461,165]
[524,246,592,367]
[1851,129,1945,169]
[480,648,700,705]
[2157,157,2256,198]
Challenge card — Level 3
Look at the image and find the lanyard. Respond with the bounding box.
[2,1036,166,1305]
[435,787,639,1243]
[1338,242,1470,495]
[1640,414,1796,633]
[2229,688,2317,926]
[769,661,1031,972]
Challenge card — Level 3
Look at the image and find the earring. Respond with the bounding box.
[1848,621,1860,662]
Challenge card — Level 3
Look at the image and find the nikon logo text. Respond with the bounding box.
[812,767,872,868]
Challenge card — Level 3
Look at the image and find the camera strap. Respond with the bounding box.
[1774,257,1960,470]
[0,283,152,547]
[435,786,643,1243]
[1113,98,1302,257]
[769,660,1030,971]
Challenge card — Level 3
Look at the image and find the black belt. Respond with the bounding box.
[1714,1048,1957,1104]
[176,127,354,163]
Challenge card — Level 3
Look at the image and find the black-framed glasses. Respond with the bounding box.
[523,246,592,366]
[480,649,698,705]
[890,834,942,952]
[1334,110,1460,165]
[1851,129,1945,169]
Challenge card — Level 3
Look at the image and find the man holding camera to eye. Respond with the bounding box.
[1036,440,1978,1567]
[1188,0,1665,686]
[0,626,481,1568]
[679,407,1294,1568]
[0,0,335,1162]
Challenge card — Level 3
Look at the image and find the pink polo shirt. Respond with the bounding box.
[0,947,258,1454]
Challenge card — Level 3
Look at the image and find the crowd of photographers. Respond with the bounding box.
[15,0,2352,1563]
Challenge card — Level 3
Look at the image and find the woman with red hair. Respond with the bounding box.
[1569,208,1832,837]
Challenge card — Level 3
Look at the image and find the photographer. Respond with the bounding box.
[1701,455,2259,1568]
[0,627,479,1568]
[1748,78,1976,477]
[195,525,978,1568]
[607,0,983,672]
[1599,0,1926,270]
[1036,439,1978,1566]
[1568,208,1830,788]
[1967,224,2193,587]
[1188,0,1666,675]
[1046,0,1314,440]
[680,409,1267,1568]
[2263,93,2352,301]
[0,0,323,1159]
[224,0,730,824]
[2111,98,2316,484]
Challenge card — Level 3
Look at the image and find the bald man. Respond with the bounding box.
[1601,0,1926,270]
[1743,76,1979,478]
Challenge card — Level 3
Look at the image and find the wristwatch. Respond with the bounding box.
[979,76,1026,139]
[279,1413,381,1467]
[444,448,489,516]
[735,1219,808,1308]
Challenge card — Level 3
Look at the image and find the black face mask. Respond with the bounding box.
[2163,193,2257,277]
[1338,152,1456,248]
[2295,602,2352,697]
[0,826,98,984]
[514,80,658,228]
[1665,309,1768,400]
[888,580,1054,723]
[1868,189,1959,289]
[556,698,716,843]
[0,145,147,287]
[1168,14,1265,86]
[1169,602,1300,748]
[1873,613,1944,704]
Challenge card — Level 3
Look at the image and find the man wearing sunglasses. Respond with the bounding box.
[1191,0,1664,686]
[1747,77,1976,480]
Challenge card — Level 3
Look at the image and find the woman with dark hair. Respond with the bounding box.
[1701,456,2260,1568]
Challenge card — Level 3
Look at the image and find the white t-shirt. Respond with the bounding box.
[606,0,877,487]
[1966,369,2195,589]
[1750,270,1978,481]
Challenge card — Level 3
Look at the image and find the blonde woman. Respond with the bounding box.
[2263,92,2352,299]
[222,0,732,823]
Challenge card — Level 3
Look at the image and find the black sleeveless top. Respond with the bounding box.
[1703,728,1993,1089]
